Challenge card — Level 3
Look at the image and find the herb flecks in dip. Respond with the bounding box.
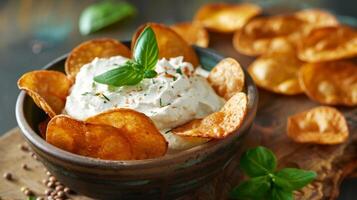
[65,56,225,149]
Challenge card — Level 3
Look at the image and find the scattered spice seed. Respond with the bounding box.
[19,143,29,151]
[21,187,28,192]
[45,189,53,195]
[36,197,44,200]
[47,181,55,188]
[23,189,33,196]
[22,164,28,170]
[42,179,49,185]
[3,172,12,180]
[63,187,72,194]
[55,185,64,191]
[49,176,56,182]
[57,191,65,198]
[46,171,51,176]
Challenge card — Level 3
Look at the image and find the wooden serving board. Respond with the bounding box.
[2,33,357,200]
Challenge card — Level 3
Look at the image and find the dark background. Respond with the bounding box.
[1,0,356,199]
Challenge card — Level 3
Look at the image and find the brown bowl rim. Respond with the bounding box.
[16,45,258,170]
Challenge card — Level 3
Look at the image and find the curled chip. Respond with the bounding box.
[194,3,261,33]
[287,106,349,144]
[248,51,305,95]
[131,23,199,66]
[294,9,339,32]
[165,119,211,150]
[86,108,167,159]
[170,22,209,47]
[299,60,357,106]
[173,92,247,139]
[18,70,72,118]
[208,58,245,100]
[233,15,305,56]
[46,115,133,160]
[298,26,357,62]
[65,38,131,80]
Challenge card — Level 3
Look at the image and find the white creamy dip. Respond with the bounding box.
[65,56,225,149]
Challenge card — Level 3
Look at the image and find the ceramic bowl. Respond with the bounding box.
[16,42,258,200]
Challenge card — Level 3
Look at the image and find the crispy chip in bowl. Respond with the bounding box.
[18,70,71,118]
[233,15,305,56]
[294,9,339,32]
[131,23,199,66]
[173,92,247,139]
[287,106,349,144]
[170,22,209,47]
[299,60,357,106]
[194,3,262,33]
[46,115,133,160]
[248,51,305,95]
[86,108,168,159]
[298,26,357,62]
[65,38,131,80]
[208,57,245,100]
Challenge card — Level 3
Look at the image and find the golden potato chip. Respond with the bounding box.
[287,106,349,144]
[248,51,305,95]
[38,118,50,138]
[46,115,133,160]
[299,60,357,106]
[170,22,209,47]
[18,70,72,118]
[193,3,262,33]
[173,92,247,139]
[294,9,339,31]
[298,26,357,62]
[233,15,306,56]
[65,38,131,80]
[208,58,245,100]
[131,23,199,66]
[86,108,167,159]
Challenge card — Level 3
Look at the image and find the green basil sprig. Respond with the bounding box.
[94,26,158,86]
[79,1,136,35]
[230,146,317,200]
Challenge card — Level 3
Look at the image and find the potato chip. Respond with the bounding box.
[287,106,349,144]
[298,26,357,62]
[294,9,339,31]
[193,3,261,33]
[299,60,357,106]
[46,115,133,160]
[173,92,247,139]
[18,70,72,118]
[170,22,209,47]
[38,118,50,138]
[131,23,199,66]
[248,51,305,95]
[166,119,211,150]
[207,58,245,100]
[86,108,167,159]
[233,15,306,56]
[65,38,131,80]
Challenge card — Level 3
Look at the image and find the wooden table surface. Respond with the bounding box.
[1,0,357,199]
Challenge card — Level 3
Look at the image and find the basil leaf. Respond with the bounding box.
[240,146,277,177]
[94,62,143,86]
[144,70,158,78]
[269,187,293,200]
[230,176,271,200]
[272,168,317,191]
[79,1,136,35]
[133,26,159,70]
